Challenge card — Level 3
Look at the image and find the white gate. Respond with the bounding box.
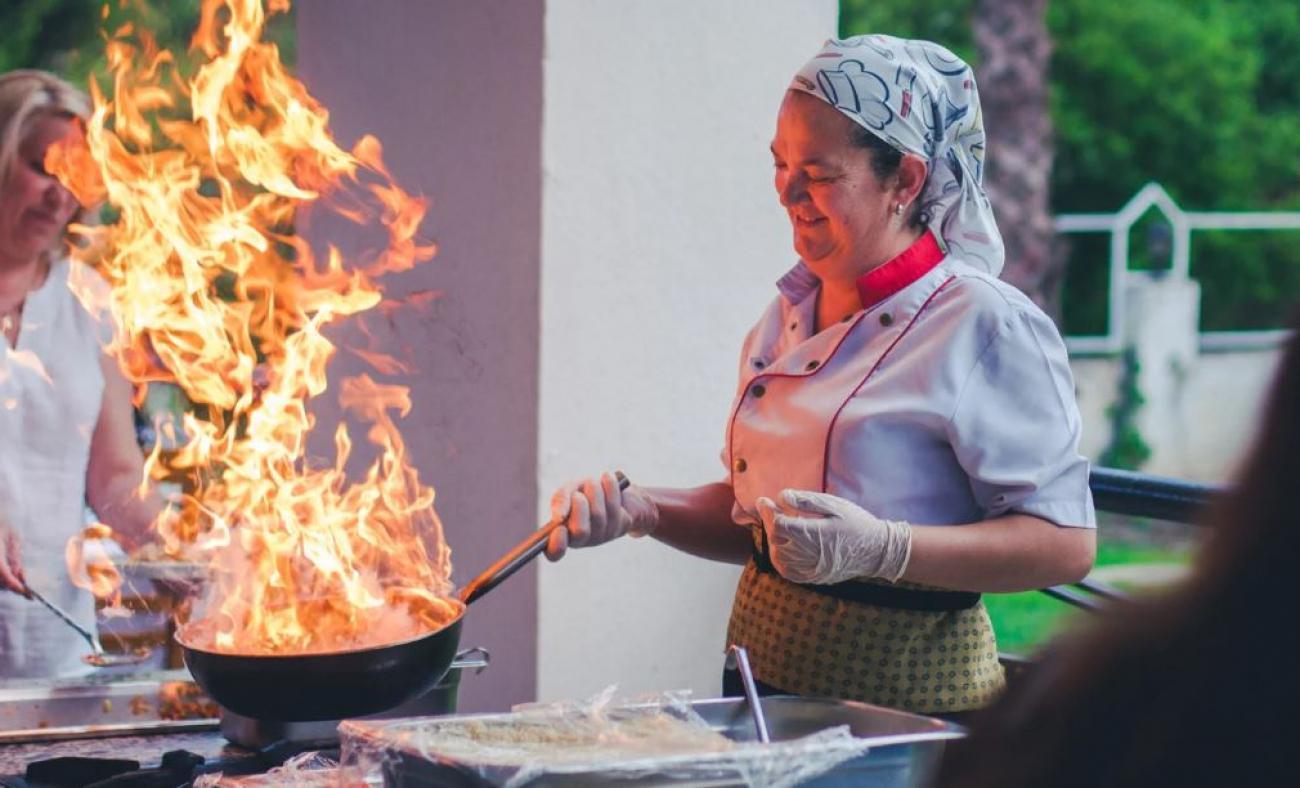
[1056,182,1300,355]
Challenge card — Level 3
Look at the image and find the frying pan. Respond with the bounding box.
[179,473,628,721]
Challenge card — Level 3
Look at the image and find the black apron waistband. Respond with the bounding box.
[752,530,980,612]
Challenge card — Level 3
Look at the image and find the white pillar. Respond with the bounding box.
[1122,272,1201,477]
[301,0,840,709]
[536,0,839,701]
[298,0,545,713]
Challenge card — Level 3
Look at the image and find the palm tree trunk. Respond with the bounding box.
[973,0,1060,317]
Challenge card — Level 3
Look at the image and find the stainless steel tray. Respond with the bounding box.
[0,671,218,743]
[341,696,963,788]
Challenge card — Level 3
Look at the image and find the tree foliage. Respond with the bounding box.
[0,1,295,90]
[843,0,1300,333]
[3,1,1296,332]
[1050,0,1259,212]
[1100,348,1152,470]
[839,0,976,63]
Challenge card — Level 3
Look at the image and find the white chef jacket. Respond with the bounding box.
[724,231,1095,533]
[720,231,1094,711]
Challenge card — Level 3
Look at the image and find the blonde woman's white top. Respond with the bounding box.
[0,258,110,678]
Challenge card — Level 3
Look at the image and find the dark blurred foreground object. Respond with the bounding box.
[934,322,1300,788]
[24,756,138,786]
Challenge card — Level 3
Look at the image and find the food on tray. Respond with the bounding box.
[159,681,221,720]
[387,708,736,766]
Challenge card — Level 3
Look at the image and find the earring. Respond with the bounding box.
[893,202,905,216]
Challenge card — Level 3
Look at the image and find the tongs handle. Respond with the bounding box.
[726,644,771,743]
[459,472,629,605]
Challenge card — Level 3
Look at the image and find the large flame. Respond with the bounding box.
[48,0,460,654]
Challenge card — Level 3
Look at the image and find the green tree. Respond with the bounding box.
[1049,0,1259,212]
[0,1,104,79]
[843,0,1300,333]
[974,0,1058,314]
[1051,0,1300,331]
[0,1,295,89]
[839,0,976,62]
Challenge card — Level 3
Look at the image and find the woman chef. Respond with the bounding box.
[545,35,1095,715]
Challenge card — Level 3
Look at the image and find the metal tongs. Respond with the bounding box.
[725,644,771,743]
[25,586,151,668]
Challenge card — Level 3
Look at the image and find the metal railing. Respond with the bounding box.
[1039,467,1220,612]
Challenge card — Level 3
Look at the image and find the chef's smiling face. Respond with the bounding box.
[771,91,900,284]
[0,113,83,268]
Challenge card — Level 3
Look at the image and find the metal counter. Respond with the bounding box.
[0,670,218,745]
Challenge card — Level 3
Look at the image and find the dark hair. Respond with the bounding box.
[848,124,926,229]
[933,319,1300,788]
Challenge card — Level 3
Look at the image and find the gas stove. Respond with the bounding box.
[0,651,488,786]
[0,672,329,787]
[0,732,338,787]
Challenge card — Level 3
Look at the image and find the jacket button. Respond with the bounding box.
[880,313,894,327]
[734,458,748,473]
[750,384,766,398]
[805,360,820,371]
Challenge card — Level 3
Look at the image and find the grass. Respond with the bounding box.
[986,538,1196,655]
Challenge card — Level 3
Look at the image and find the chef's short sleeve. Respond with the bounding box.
[947,307,1095,528]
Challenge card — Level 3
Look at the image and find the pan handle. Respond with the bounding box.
[458,471,629,605]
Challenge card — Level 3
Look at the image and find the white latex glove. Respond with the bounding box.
[756,489,912,585]
[545,471,659,561]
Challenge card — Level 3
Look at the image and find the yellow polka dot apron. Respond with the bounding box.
[727,527,1004,714]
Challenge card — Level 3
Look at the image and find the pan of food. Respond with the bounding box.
[177,474,627,721]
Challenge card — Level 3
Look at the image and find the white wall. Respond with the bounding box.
[536,0,839,701]
[1180,348,1280,480]
[1068,274,1285,485]
[1072,347,1282,484]
[299,0,545,712]
[1071,356,1122,463]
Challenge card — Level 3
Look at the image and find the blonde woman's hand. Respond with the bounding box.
[544,471,659,561]
[0,521,27,595]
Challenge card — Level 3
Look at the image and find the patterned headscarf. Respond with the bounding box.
[790,35,1005,276]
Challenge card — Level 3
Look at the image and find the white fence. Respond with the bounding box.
[1058,183,1297,481]
[1057,182,1300,355]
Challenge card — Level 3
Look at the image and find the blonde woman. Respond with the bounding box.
[0,70,160,677]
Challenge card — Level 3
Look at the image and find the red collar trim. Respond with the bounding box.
[855,231,945,309]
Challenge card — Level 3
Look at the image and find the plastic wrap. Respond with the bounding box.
[194,751,352,787]
[339,689,879,787]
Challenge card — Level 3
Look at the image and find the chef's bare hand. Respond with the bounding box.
[545,471,659,561]
[0,521,28,595]
[757,490,912,585]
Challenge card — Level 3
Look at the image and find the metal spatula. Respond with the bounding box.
[25,586,151,668]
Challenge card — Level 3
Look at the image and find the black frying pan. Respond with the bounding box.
[179,473,627,721]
